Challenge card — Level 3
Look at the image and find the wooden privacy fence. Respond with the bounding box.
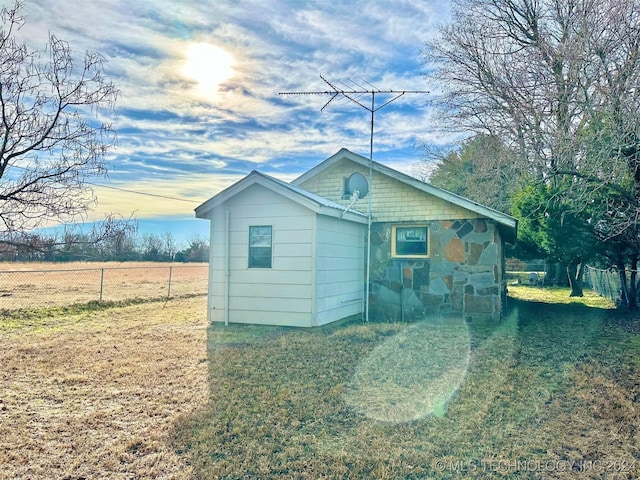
[0,264,208,310]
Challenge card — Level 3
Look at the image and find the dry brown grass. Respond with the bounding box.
[0,262,208,309]
[0,296,209,479]
[174,289,640,479]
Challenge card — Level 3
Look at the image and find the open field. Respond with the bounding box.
[0,296,208,479]
[0,262,208,310]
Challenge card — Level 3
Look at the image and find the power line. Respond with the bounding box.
[89,182,201,204]
[8,164,201,204]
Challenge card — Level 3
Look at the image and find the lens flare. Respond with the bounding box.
[344,315,471,422]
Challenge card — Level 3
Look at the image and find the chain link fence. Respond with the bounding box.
[506,259,548,285]
[507,260,630,305]
[0,263,208,310]
[584,265,623,305]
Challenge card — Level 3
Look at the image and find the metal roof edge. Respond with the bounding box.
[195,169,368,222]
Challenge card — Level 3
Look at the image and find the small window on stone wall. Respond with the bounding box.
[392,225,429,258]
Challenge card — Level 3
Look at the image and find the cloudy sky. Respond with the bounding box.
[15,0,453,241]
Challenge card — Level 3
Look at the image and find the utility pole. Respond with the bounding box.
[280,75,428,322]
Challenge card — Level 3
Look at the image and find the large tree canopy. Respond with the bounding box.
[424,134,522,214]
[0,1,118,238]
[423,0,640,303]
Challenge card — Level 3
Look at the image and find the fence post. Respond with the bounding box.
[99,268,105,302]
[167,266,173,299]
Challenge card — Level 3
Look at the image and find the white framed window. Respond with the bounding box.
[248,225,272,268]
[392,225,429,258]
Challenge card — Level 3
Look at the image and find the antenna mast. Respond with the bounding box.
[280,75,428,322]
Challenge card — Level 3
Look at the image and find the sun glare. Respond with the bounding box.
[182,43,234,97]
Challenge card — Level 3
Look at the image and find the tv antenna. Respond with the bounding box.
[279,75,428,322]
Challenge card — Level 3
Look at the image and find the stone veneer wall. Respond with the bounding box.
[369,218,505,321]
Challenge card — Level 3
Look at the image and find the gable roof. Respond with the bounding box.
[195,170,368,224]
[292,148,518,243]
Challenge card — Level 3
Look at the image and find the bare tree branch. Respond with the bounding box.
[0,1,119,237]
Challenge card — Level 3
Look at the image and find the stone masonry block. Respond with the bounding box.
[464,294,496,314]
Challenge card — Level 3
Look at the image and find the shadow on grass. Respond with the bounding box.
[511,297,606,362]
[472,299,606,429]
[173,297,640,479]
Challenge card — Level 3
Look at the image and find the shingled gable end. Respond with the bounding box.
[196,148,518,327]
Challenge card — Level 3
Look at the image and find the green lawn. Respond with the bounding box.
[173,287,640,479]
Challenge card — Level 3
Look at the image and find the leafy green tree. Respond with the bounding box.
[424,148,472,197]
[426,134,522,213]
[511,184,600,296]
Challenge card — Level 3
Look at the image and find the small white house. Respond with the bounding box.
[197,148,518,327]
[195,170,368,327]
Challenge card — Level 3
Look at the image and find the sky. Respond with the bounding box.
[14,0,454,244]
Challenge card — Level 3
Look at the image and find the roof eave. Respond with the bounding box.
[195,169,368,224]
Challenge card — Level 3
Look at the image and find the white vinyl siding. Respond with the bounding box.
[209,184,315,327]
[315,215,365,326]
[205,181,365,327]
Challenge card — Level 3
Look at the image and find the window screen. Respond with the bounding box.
[393,226,429,257]
[249,226,272,268]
